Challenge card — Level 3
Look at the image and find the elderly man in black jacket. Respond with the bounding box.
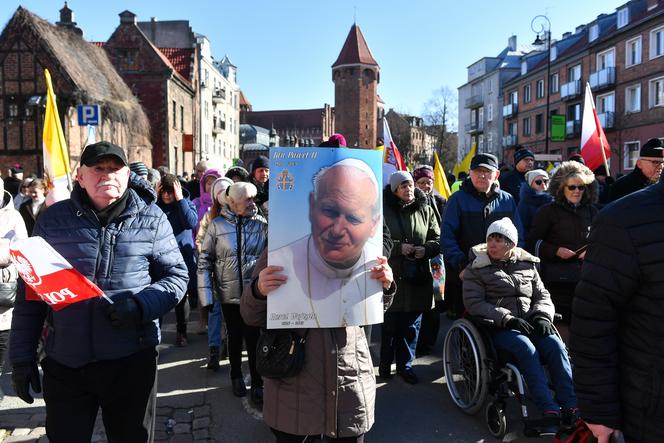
[609,138,663,201]
[570,175,664,442]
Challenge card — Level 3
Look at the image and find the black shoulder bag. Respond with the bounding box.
[256,329,309,379]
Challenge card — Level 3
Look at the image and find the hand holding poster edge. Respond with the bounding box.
[10,236,113,310]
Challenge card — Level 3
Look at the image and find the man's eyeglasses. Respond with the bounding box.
[534,179,549,185]
[643,159,664,167]
[566,185,586,191]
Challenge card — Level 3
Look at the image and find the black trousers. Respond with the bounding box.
[41,348,157,443]
[175,294,190,334]
[220,303,261,386]
[0,330,8,374]
[271,428,365,443]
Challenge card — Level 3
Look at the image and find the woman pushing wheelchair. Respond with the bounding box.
[462,217,577,435]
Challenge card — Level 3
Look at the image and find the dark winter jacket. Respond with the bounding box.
[463,244,554,327]
[383,187,440,312]
[9,175,189,368]
[570,180,664,442]
[526,161,598,263]
[517,185,553,236]
[609,166,651,202]
[499,168,527,204]
[157,189,198,289]
[18,199,45,237]
[197,207,267,306]
[423,192,446,227]
[442,178,524,273]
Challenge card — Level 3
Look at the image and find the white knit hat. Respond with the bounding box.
[486,217,518,245]
[525,169,549,187]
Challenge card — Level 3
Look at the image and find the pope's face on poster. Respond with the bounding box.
[309,165,380,269]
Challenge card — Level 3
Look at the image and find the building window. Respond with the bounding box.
[568,64,581,82]
[625,84,641,113]
[597,48,615,69]
[509,90,518,104]
[509,121,517,136]
[650,25,664,59]
[521,61,528,75]
[487,134,493,152]
[522,117,531,136]
[524,84,531,103]
[172,101,177,128]
[617,8,629,28]
[535,113,544,133]
[550,45,557,61]
[180,105,184,131]
[626,36,642,67]
[589,24,599,42]
[487,103,493,122]
[650,76,664,107]
[596,92,615,113]
[536,79,545,99]
[567,103,581,122]
[624,141,640,170]
[550,72,559,93]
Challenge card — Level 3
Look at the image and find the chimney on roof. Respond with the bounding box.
[56,2,82,36]
[508,35,517,51]
[150,17,158,42]
[576,24,586,34]
[120,10,137,25]
[563,32,572,39]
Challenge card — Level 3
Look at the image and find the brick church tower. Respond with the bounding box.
[332,24,379,148]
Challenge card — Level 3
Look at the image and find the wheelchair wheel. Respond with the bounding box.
[485,400,507,438]
[443,318,489,414]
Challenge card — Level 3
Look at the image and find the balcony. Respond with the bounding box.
[597,111,615,129]
[503,103,518,118]
[566,120,581,137]
[502,134,517,147]
[589,67,616,91]
[465,94,484,108]
[561,80,582,101]
[212,89,226,105]
[212,118,225,135]
[465,120,484,134]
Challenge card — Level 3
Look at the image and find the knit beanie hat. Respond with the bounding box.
[130,161,149,177]
[413,165,434,181]
[486,217,518,245]
[389,171,413,192]
[514,148,535,165]
[225,166,250,182]
[211,177,234,203]
[525,169,548,187]
[251,155,269,173]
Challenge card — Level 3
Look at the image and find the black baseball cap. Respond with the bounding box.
[470,153,499,171]
[640,138,664,158]
[80,141,128,167]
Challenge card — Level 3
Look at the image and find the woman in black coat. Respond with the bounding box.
[18,178,46,236]
[526,161,598,325]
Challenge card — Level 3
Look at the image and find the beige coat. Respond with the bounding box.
[241,250,394,438]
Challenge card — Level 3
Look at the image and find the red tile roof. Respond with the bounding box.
[239,90,251,106]
[332,24,378,67]
[158,47,194,81]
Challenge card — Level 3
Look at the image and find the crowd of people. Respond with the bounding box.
[0,135,663,442]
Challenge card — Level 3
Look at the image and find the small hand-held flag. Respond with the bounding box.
[580,83,611,173]
[382,117,407,179]
[43,69,72,205]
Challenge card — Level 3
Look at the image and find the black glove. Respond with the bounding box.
[11,362,41,404]
[532,317,556,337]
[506,317,534,335]
[107,297,142,329]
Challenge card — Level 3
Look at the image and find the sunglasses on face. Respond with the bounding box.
[534,179,549,185]
[566,184,586,191]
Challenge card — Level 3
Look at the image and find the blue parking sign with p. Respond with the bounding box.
[77,105,100,126]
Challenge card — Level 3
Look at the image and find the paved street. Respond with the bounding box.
[1,311,543,442]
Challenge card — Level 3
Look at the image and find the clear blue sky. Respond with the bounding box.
[4,0,626,117]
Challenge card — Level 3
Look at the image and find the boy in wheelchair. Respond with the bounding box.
[462,218,577,434]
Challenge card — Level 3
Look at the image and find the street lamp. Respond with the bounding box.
[532,15,551,154]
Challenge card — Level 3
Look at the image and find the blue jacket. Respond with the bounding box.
[442,178,524,272]
[157,190,198,289]
[10,175,188,368]
[499,169,527,204]
[517,185,553,235]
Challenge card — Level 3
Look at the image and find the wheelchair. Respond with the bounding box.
[442,315,564,439]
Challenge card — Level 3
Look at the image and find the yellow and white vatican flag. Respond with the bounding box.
[43,69,72,205]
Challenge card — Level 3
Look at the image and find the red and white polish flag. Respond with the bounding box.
[580,82,611,171]
[10,237,105,311]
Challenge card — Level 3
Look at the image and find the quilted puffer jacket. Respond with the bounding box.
[1,188,27,331]
[10,175,189,368]
[197,206,267,306]
[462,244,554,327]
